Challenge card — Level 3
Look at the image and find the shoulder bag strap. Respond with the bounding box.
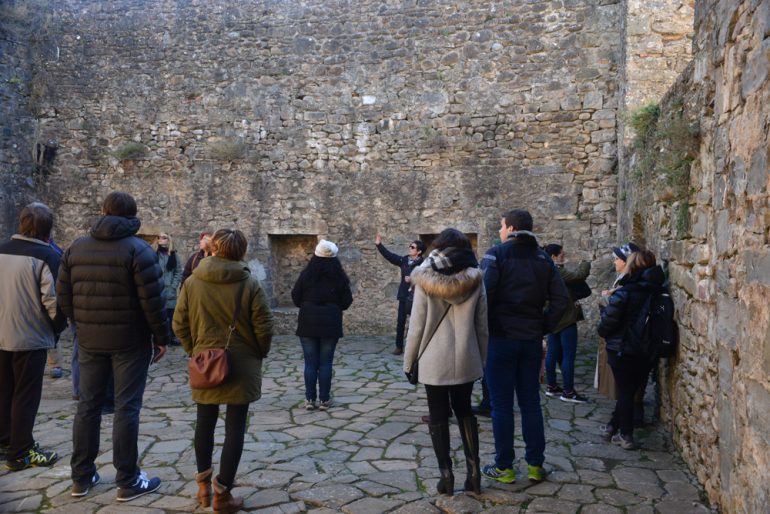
[225,279,248,350]
[414,303,451,364]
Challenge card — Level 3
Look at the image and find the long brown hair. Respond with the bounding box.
[624,250,656,276]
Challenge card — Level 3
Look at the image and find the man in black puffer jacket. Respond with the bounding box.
[57,191,169,502]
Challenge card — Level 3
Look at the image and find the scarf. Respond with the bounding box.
[423,247,479,275]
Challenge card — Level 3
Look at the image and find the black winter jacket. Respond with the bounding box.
[376,243,423,300]
[597,266,666,355]
[291,268,353,339]
[57,215,171,352]
[481,235,569,341]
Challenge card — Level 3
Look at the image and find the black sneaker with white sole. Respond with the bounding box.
[560,390,588,403]
[116,472,161,502]
[71,471,100,497]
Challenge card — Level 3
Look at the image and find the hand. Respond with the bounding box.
[375,233,382,245]
[404,276,411,284]
[152,345,167,363]
[404,370,414,382]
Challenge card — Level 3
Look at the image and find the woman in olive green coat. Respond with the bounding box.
[173,229,273,513]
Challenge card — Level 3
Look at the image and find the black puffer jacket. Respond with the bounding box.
[291,262,353,339]
[57,215,170,352]
[481,235,570,340]
[597,266,666,354]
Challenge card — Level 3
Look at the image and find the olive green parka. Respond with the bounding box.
[173,256,273,404]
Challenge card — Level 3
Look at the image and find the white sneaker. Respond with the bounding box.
[318,399,334,410]
[304,400,317,410]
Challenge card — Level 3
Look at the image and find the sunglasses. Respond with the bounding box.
[409,245,418,249]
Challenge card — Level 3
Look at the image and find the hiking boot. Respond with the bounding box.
[560,390,588,403]
[5,443,58,471]
[304,399,317,411]
[50,367,63,379]
[71,471,100,497]
[545,384,563,397]
[481,464,515,484]
[318,398,334,410]
[611,433,637,450]
[527,464,546,482]
[116,471,161,501]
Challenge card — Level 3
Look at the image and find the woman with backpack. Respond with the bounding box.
[404,228,488,495]
[597,249,664,450]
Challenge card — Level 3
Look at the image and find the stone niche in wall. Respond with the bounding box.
[267,234,317,309]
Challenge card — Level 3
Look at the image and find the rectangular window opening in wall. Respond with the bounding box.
[267,234,317,308]
[420,232,478,256]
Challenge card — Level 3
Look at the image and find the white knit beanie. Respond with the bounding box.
[314,239,338,258]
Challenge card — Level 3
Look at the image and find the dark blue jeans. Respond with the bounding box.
[545,323,578,391]
[486,336,545,469]
[299,337,338,402]
[71,343,152,487]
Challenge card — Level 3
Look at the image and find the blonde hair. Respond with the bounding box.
[211,229,247,261]
[152,232,175,253]
[624,249,656,276]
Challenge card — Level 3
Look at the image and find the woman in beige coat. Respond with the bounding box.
[404,228,488,496]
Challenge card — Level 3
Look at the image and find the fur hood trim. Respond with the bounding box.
[410,266,483,303]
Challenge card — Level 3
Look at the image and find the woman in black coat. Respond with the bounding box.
[291,240,353,411]
[597,249,664,450]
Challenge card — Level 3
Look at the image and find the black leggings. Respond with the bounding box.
[608,352,651,436]
[194,403,249,488]
[424,382,474,425]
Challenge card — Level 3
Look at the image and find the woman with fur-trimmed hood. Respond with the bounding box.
[404,228,488,496]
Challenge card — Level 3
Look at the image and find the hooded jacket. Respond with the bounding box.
[597,265,666,354]
[481,234,570,341]
[403,265,488,386]
[57,215,170,352]
[173,256,273,404]
[0,235,65,351]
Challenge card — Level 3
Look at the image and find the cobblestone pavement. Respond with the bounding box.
[0,335,716,513]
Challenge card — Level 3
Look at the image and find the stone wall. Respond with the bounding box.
[0,1,51,238]
[22,0,624,334]
[620,0,770,511]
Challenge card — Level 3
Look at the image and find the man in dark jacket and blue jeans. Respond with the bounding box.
[57,192,170,502]
[480,209,569,484]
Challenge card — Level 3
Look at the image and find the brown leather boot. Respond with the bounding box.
[195,468,212,508]
[212,476,244,514]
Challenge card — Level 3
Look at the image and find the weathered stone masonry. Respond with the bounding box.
[620,0,770,512]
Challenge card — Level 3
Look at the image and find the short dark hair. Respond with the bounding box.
[102,191,137,217]
[411,240,426,255]
[18,202,53,241]
[544,244,563,257]
[501,209,533,231]
[430,228,471,252]
[211,229,248,261]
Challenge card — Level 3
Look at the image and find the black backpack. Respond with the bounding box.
[629,291,678,359]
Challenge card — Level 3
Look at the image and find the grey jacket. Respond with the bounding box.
[404,265,488,386]
[0,235,59,351]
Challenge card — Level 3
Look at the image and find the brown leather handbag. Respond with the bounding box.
[188,280,247,389]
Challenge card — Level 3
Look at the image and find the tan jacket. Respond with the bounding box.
[404,265,488,386]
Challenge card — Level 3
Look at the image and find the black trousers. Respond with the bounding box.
[424,382,474,425]
[195,403,249,489]
[608,352,652,436]
[395,299,408,349]
[0,349,47,461]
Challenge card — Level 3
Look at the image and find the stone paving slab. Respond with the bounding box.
[0,335,717,513]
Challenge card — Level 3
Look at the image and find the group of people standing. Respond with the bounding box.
[0,193,670,509]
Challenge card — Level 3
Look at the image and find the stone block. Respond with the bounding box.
[716,295,739,349]
[744,250,770,285]
[741,37,770,98]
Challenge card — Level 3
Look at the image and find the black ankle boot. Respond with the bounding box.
[428,423,454,495]
[458,416,481,494]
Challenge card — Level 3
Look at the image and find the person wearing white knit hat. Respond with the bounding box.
[314,239,338,258]
[292,239,352,411]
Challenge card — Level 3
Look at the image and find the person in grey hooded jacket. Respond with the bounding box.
[404,228,488,496]
[0,202,65,471]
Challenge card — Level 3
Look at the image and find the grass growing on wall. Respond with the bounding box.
[208,139,246,161]
[112,142,148,160]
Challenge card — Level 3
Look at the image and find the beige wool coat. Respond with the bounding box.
[403,265,488,386]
